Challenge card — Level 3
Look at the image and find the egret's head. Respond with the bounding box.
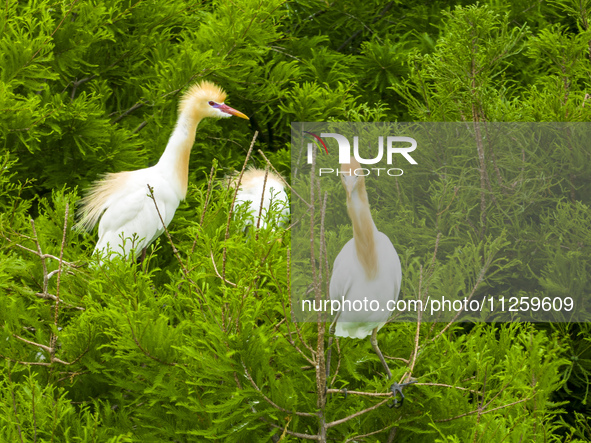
[340,157,364,199]
[179,81,249,121]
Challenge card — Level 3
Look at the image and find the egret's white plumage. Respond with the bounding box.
[231,168,289,229]
[79,81,249,260]
[329,158,401,376]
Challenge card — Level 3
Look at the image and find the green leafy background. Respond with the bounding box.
[1,0,590,441]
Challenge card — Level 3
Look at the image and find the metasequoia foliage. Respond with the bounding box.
[1,0,591,441]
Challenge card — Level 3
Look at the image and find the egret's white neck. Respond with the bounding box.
[157,109,204,199]
[347,182,378,280]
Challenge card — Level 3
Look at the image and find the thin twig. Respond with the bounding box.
[242,361,315,417]
[146,184,206,303]
[2,235,78,268]
[429,254,493,343]
[223,132,258,280]
[13,335,52,354]
[385,355,410,364]
[344,424,396,443]
[326,397,392,428]
[25,0,81,67]
[133,121,148,133]
[260,417,321,440]
[8,370,24,443]
[279,252,316,365]
[70,75,97,100]
[31,371,37,443]
[415,382,480,394]
[51,203,69,358]
[257,149,311,208]
[400,264,423,384]
[317,191,328,408]
[111,101,146,124]
[434,397,530,423]
[101,268,177,367]
[30,220,48,293]
[0,354,53,367]
[11,335,75,365]
[326,389,392,397]
[330,338,341,387]
[210,250,237,287]
[56,370,91,384]
[35,292,84,311]
[191,163,217,254]
[255,165,269,235]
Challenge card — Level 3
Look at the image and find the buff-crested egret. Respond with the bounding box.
[231,168,289,229]
[78,81,249,261]
[329,158,402,388]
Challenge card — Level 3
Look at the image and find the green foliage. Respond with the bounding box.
[1,0,591,441]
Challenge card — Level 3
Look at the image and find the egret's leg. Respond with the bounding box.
[388,380,417,408]
[370,327,392,379]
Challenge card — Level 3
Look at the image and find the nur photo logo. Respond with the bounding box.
[304,131,418,176]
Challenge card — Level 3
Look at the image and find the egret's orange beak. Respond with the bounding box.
[216,103,249,120]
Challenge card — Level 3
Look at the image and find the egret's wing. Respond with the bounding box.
[329,239,355,303]
[95,186,168,259]
[329,236,401,339]
[375,232,402,299]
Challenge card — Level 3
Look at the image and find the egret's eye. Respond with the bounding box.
[208,101,215,106]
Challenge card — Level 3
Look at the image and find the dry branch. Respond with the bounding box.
[242,361,315,418]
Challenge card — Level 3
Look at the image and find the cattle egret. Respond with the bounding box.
[329,158,402,383]
[79,81,249,260]
[231,168,289,229]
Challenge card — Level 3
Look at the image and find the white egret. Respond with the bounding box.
[231,168,289,229]
[78,81,249,261]
[329,158,402,387]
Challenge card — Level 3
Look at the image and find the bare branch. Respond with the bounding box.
[326,389,391,397]
[385,355,409,364]
[429,253,493,343]
[242,361,316,417]
[133,121,148,133]
[260,417,321,440]
[257,149,311,208]
[415,382,480,394]
[345,424,395,443]
[255,165,269,234]
[50,203,69,359]
[29,220,47,293]
[434,397,531,423]
[326,397,392,428]
[70,75,97,100]
[2,234,78,269]
[0,355,52,367]
[191,163,217,254]
[25,0,81,67]
[400,264,423,384]
[223,131,258,280]
[8,370,25,443]
[337,2,394,51]
[146,184,206,303]
[56,370,91,384]
[111,101,146,124]
[278,252,316,365]
[210,250,237,287]
[35,292,84,311]
[13,334,53,354]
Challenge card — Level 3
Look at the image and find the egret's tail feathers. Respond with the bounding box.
[335,322,384,339]
[77,172,130,231]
